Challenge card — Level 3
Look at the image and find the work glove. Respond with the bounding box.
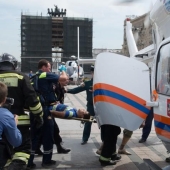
[34,115,44,129]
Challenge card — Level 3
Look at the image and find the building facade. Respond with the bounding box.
[21,11,93,73]
[21,15,52,73]
[122,13,153,57]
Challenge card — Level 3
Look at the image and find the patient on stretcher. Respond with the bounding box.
[49,103,89,119]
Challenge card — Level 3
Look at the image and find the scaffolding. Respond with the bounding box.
[21,14,93,73]
[21,15,52,73]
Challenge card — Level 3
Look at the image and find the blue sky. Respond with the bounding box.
[0,0,156,61]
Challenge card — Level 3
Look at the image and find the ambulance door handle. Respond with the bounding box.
[146,101,159,107]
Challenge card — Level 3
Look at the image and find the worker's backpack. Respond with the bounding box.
[30,74,40,93]
[30,74,46,104]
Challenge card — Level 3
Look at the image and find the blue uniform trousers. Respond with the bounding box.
[28,114,43,166]
[53,117,62,145]
[142,108,154,140]
[42,107,54,164]
[28,107,62,166]
[28,106,55,165]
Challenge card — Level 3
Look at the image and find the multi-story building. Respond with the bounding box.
[122,13,153,57]
[21,7,93,73]
[92,48,122,59]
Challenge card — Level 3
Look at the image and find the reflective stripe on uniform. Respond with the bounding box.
[18,115,30,120]
[30,150,35,155]
[12,157,28,163]
[17,120,30,125]
[29,102,43,115]
[13,152,30,159]
[99,155,111,161]
[4,159,12,167]
[43,149,53,154]
[0,73,23,79]
[29,102,41,111]
[18,115,30,125]
[39,72,46,79]
[12,152,30,164]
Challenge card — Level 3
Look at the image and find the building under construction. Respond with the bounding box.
[21,6,93,73]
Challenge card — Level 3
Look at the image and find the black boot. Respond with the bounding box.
[57,144,71,154]
[7,160,27,170]
[111,153,121,161]
[99,159,116,166]
[27,163,36,169]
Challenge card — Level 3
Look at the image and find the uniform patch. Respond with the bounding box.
[0,77,18,87]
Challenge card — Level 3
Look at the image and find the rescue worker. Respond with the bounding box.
[66,65,95,145]
[31,82,71,159]
[96,129,132,155]
[30,59,70,168]
[0,53,43,170]
[0,82,22,169]
[99,125,121,166]
[51,80,87,150]
[53,82,71,153]
[139,69,154,144]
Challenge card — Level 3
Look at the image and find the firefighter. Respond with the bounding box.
[0,53,43,170]
[99,125,121,166]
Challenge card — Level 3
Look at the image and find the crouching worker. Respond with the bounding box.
[0,82,22,169]
[50,103,89,119]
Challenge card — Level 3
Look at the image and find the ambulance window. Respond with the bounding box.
[156,43,170,95]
